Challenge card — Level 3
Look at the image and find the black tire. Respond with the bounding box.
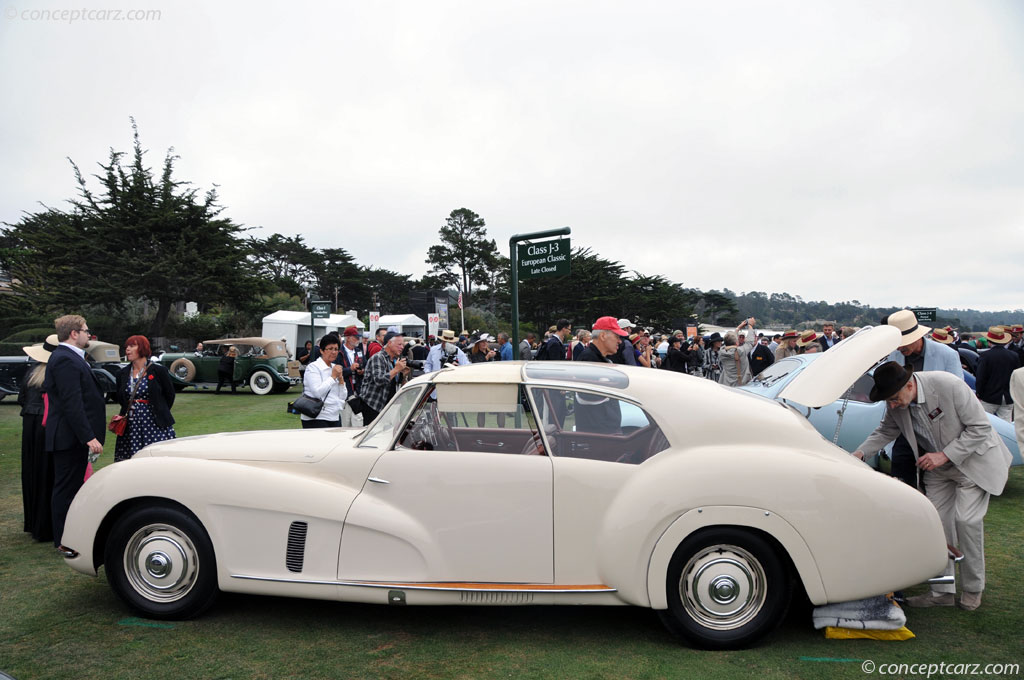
[658,527,791,650]
[169,358,197,383]
[104,505,219,620]
[248,369,274,395]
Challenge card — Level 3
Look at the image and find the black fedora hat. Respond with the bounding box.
[869,361,913,402]
[707,332,723,344]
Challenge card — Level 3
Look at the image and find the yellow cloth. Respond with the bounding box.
[824,626,915,641]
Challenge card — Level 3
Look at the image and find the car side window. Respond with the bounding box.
[396,384,543,455]
[528,387,670,465]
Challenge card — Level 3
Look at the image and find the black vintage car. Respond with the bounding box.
[0,340,124,403]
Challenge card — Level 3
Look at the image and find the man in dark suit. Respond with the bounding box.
[44,315,106,550]
[817,322,839,351]
[974,326,1020,421]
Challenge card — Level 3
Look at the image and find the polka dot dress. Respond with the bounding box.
[114,368,176,462]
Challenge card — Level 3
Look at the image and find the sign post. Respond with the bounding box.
[310,300,331,348]
[509,228,571,356]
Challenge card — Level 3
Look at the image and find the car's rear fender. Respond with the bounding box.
[644,507,822,609]
[595,444,947,608]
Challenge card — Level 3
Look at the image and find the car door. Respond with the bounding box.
[338,383,554,585]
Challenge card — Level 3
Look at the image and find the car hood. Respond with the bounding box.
[135,428,364,463]
[777,325,901,407]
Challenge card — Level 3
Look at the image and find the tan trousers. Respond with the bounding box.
[924,464,990,594]
[340,400,363,428]
[981,400,1013,422]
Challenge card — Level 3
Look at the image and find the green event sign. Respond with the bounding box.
[517,238,570,279]
[311,301,331,319]
[911,307,937,323]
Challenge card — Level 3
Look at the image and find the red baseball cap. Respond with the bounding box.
[593,316,628,336]
[343,326,360,337]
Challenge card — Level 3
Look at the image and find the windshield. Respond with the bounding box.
[750,357,802,388]
[358,386,425,449]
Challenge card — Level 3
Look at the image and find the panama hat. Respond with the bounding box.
[440,329,456,341]
[886,309,930,346]
[930,328,954,344]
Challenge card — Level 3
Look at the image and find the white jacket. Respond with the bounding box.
[301,357,348,422]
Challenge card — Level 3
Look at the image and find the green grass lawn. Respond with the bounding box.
[0,392,1021,680]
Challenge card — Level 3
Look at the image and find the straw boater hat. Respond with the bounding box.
[1010,324,1023,334]
[930,328,954,344]
[797,330,820,347]
[23,334,59,363]
[983,326,1011,344]
[780,330,800,341]
[886,309,930,345]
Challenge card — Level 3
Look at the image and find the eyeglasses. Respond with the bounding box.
[75,328,90,335]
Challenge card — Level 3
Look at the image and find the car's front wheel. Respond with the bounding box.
[248,369,274,395]
[658,527,790,650]
[104,505,219,620]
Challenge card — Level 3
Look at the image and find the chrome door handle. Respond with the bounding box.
[368,477,391,484]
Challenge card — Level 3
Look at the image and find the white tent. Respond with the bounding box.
[262,310,365,356]
[377,313,427,338]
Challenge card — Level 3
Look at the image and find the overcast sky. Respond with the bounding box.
[2,0,1022,312]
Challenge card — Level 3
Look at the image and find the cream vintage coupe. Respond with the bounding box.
[62,324,947,649]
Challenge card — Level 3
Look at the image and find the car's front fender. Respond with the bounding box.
[62,457,361,587]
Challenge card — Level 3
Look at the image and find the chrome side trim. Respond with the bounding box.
[229,574,617,593]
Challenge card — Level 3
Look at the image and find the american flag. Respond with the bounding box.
[457,291,463,309]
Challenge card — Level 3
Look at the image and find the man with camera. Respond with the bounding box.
[424,329,469,373]
[360,331,411,423]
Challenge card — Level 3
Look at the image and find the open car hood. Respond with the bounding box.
[777,325,901,407]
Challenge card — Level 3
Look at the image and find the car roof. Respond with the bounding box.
[203,337,289,358]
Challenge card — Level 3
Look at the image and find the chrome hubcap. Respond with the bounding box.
[679,544,766,630]
[124,523,200,603]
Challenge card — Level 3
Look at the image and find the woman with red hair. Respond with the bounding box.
[114,335,176,461]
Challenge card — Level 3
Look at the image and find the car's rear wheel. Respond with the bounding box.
[248,369,274,395]
[104,505,218,620]
[658,527,790,649]
[169,358,197,382]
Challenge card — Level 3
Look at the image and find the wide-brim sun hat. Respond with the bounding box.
[886,309,930,346]
[23,334,59,363]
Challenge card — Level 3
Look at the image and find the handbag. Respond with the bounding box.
[346,393,364,415]
[108,414,128,436]
[108,366,145,436]
[288,394,324,418]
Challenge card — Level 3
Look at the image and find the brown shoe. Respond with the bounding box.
[905,591,954,608]
[959,591,982,610]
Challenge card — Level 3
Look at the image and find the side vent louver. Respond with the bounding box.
[286,521,308,573]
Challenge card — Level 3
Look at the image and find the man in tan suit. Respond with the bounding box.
[854,362,1012,611]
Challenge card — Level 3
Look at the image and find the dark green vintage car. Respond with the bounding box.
[157,337,299,395]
